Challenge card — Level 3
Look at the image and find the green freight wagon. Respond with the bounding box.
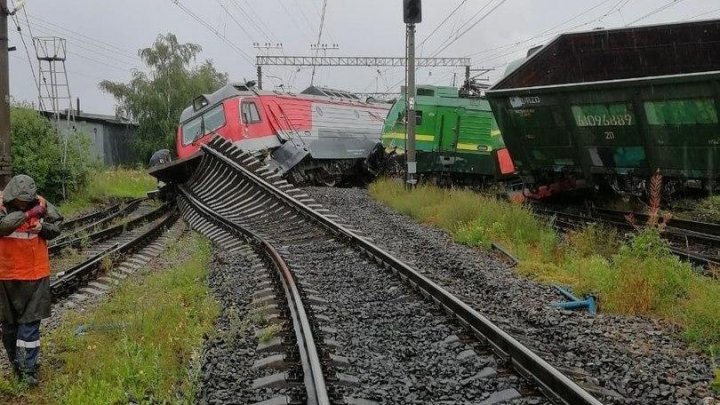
[487,19,720,198]
[382,85,515,185]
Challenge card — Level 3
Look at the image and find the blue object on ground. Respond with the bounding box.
[551,285,597,315]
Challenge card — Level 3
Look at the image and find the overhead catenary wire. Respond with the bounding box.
[479,0,710,81]
[687,6,720,20]
[276,0,314,42]
[428,0,495,58]
[464,0,617,59]
[27,13,139,60]
[16,19,140,68]
[170,0,254,66]
[430,0,509,57]
[214,0,257,42]
[625,0,687,26]
[227,0,274,41]
[418,0,468,49]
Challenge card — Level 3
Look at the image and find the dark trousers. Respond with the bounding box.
[1,321,41,375]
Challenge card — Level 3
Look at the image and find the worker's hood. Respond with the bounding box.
[2,175,38,204]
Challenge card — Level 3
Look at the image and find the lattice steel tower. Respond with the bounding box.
[33,36,74,121]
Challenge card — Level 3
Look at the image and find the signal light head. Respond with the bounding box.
[403,0,422,24]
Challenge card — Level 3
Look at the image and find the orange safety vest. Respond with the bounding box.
[0,197,50,281]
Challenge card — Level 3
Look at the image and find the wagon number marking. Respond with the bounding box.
[604,131,616,140]
[577,114,633,127]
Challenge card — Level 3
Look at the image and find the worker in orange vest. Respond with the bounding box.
[0,175,62,386]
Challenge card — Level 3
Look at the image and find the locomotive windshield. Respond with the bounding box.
[182,117,202,145]
[181,104,226,145]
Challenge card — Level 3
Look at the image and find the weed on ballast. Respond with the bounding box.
[248,308,269,326]
[258,324,282,343]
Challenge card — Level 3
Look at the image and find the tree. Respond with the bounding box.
[100,33,227,162]
[10,106,94,201]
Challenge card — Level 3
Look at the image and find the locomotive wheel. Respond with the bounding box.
[316,168,337,187]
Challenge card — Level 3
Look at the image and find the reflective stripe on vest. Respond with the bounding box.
[6,232,39,240]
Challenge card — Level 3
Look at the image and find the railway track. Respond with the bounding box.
[60,198,132,233]
[50,199,165,257]
[178,137,602,404]
[53,197,147,246]
[50,200,178,301]
[532,205,720,270]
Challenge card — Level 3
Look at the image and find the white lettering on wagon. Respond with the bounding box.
[509,96,541,108]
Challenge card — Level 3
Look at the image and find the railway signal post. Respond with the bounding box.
[0,0,11,188]
[404,0,421,188]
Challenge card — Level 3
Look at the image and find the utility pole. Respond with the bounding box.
[404,0,421,187]
[0,0,11,188]
[406,23,417,187]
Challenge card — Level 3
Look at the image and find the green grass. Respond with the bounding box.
[58,168,157,218]
[258,324,282,343]
[681,195,720,223]
[370,178,720,358]
[0,233,218,404]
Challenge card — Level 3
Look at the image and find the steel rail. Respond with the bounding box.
[52,198,146,247]
[200,138,602,405]
[50,208,178,301]
[177,186,330,405]
[50,203,169,255]
[62,200,124,230]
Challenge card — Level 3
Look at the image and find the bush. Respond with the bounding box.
[9,106,95,201]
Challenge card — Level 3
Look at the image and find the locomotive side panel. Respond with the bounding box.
[306,101,386,160]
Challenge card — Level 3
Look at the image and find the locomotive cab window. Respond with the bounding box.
[182,116,203,145]
[204,105,226,133]
[181,104,226,145]
[241,102,261,124]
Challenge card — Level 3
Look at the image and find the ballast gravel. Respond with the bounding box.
[197,250,303,404]
[284,237,546,404]
[305,186,719,405]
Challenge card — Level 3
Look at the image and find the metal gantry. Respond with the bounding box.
[256,55,470,68]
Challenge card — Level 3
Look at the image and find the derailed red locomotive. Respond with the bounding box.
[152,83,390,186]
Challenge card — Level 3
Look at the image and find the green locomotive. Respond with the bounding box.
[487,19,720,198]
[382,85,516,185]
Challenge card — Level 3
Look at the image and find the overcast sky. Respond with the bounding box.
[7,0,719,115]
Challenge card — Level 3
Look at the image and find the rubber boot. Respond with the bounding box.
[20,371,38,387]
